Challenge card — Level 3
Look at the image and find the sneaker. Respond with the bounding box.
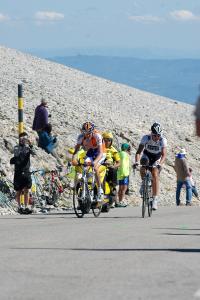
[24,207,33,214]
[186,202,192,206]
[152,199,158,210]
[97,188,104,202]
[110,202,115,208]
[17,207,24,214]
[115,201,127,208]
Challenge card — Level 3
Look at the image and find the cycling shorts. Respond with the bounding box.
[85,149,106,165]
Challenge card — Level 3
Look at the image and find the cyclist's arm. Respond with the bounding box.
[159,147,167,165]
[72,144,81,160]
[114,160,120,168]
[135,144,144,163]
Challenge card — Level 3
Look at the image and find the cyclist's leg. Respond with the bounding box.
[151,167,159,197]
[140,154,149,179]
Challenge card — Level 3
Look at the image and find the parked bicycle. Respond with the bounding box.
[73,161,102,218]
[43,167,63,206]
[29,169,47,209]
[0,170,17,212]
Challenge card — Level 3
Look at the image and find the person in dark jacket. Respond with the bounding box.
[10,132,35,213]
[32,98,49,133]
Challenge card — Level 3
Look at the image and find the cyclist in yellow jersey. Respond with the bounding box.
[102,132,120,196]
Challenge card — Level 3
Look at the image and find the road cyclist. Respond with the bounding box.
[133,122,167,210]
[71,121,106,202]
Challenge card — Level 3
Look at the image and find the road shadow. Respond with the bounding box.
[11,247,200,253]
[163,233,200,236]
[153,228,200,231]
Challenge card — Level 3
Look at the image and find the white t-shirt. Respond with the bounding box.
[140,134,167,155]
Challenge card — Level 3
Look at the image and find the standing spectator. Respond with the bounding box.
[194,95,200,137]
[188,167,199,199]
[116,143,131,207]
[10,132,35,214]
[32,98,49,134]
[174,148,192,206]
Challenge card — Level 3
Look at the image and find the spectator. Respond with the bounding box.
[32,98,50,134]
[38,123,62,165]
[38,123,57,153]
[10,132,35,214]
[188,167,199,200]
[116,143,131,207]
[194,95,200,137]
[174,148,192,206]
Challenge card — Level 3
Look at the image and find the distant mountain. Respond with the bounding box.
[48,56,200,104]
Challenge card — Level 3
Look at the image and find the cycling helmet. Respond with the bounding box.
[102,131,113,140]
[151,122,162,135]
[81,122,95,134]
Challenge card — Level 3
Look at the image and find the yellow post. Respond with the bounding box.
[18,84,24,206]
[18,84,24,135]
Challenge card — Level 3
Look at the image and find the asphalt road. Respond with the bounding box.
[0,206,200,300]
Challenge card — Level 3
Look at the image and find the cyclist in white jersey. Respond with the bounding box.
[133,122,167,210]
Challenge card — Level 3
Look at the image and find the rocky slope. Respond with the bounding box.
[0,45,199,208]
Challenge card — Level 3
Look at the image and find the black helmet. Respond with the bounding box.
[151,122,162,135]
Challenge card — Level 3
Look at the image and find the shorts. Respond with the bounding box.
[86,149,106,165]
[140,153,161,167]
[14,173,32,191]
[118,176,129,186]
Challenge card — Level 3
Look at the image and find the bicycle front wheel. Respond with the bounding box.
[73,182,85,218]
[92,200,102,217]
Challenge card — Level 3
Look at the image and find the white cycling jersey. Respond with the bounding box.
[140,134,167,155]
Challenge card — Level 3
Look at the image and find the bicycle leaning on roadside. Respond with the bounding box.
[73,161,102,218]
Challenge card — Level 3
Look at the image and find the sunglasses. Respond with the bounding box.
[104,139,112,142]
[152,134,161,137]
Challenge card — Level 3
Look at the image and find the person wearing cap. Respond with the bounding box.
[116,143,131,207]
[32,98,50,134]
[10,132,36,214]
[174,148,192,206]
[102,131,120,195]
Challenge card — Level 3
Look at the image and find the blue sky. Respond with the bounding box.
[0,0,200,56]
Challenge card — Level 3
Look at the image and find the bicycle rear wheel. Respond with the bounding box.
[73,182,85,218]
[148,198,152,217]
[142,192,146,218]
